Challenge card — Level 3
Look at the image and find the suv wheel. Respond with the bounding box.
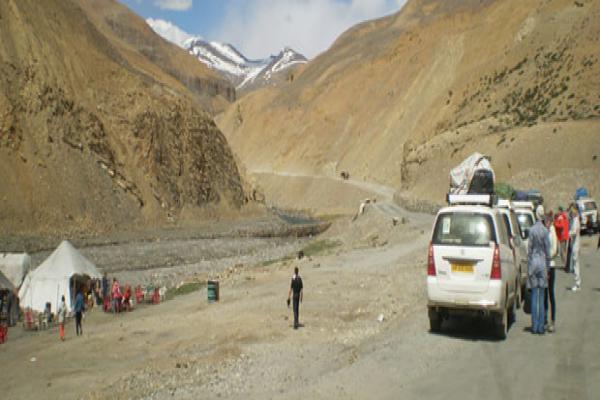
[428,308,442,333]
[494,309,508,340]
[515,279,521,310]
[508,296,516,326]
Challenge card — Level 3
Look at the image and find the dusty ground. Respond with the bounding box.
[1,174,599,400]
[0,187,432,400]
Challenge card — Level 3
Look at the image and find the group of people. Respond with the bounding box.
[98,274,135,314]
[527,203,584,335]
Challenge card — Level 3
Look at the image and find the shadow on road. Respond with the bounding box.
[429,316,511,342]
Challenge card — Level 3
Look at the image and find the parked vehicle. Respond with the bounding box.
[427,194,518,339]
[496,200,526,308]
[514,190,543,207]
[576,197,598,234]
[512,201,536,310]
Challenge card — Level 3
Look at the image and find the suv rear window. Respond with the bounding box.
[516,212,534,234]
[432,212,497,246]
[583,201,597,211]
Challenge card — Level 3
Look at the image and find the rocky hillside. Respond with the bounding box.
[0,0,245,236]
[218,0,600,209]
[80,0,236,112]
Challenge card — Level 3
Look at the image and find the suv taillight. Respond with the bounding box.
[491,244,501,280]
[428,243,436,276]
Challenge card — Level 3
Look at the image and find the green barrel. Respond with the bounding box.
[207,280,219,303]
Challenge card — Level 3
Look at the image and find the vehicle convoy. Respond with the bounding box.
[576,197,598,234]
[427,194,519,339]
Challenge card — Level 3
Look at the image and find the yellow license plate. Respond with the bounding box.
[451,263,474,273]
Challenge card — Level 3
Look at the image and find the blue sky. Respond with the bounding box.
[119,0,406,59]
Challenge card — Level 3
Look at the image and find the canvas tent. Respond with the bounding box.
[0,252,31,288]
[18,241,101,313]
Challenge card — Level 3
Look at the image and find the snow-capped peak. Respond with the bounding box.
[146,18,194,48]
[146,18,308,91]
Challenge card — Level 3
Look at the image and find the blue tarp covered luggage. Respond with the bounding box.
[575,187,589,200]
[514,191,528,201]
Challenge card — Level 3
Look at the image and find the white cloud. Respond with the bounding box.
[154,0,192,11]
[146,18,196,47]
[212,0,406,59]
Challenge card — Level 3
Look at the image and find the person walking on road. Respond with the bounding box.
[528,205,550,335]
[57,295,67,341]
[545,211,559,333]
[569,205,581,291]
[74,289,85,336]
[287,267,303,329]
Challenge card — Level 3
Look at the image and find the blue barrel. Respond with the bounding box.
[207,280,219,303]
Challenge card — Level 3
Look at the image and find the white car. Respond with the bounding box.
[496,201,527,307]
[576,197,598,234]
[512,201,536,299]
[427,195,518,339]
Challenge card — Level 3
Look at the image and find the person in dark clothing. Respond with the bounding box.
[74,290,85,336]
[101,273,109,312]
[6,290,13,326]
[287,267,303,329]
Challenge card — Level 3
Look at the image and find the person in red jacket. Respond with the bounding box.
[554,206,570,264]
[112,278,122,314]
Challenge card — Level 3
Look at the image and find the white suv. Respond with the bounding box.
[427,195,518,339]
[496,201,526,308]
[512,201,536,302]
[576,197,598,234]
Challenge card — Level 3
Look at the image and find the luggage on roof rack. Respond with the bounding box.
[468,169,494,195]
[575,187,589,200]
[449,153,495,195]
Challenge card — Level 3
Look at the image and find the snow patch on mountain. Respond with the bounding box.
[146,18,307,91]
[146,18,194,48]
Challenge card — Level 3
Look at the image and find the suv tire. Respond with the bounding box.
[515,278,521,310]
[428,308,442,333]
[494,309,508,340]
[508,297,516,326]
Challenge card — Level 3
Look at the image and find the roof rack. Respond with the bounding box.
[496,199,512,210]
[446,194,497,207]
[512,201,535,210]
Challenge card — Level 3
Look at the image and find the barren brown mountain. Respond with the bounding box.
[0,0,245,236]
[218,0,600,211]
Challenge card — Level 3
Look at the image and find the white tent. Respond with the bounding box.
[0,252,31,288]
[18,241,101,313]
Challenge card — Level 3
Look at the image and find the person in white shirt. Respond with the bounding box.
[545,211,559,332]
[569,205,581,291]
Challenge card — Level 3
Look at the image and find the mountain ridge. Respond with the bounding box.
[146,18,307,92]
[217,0,600,211]
[0,0,246,236]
